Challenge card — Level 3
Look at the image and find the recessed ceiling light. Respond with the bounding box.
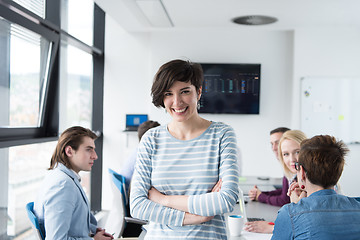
[232,15,278,25]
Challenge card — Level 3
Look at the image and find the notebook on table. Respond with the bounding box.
[125,114,148,131]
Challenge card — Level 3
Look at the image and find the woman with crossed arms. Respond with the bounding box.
[130,59,240,239]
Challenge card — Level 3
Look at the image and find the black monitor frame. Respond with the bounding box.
[199,63,261,114]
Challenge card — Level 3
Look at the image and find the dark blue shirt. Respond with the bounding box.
[272,189,360,239]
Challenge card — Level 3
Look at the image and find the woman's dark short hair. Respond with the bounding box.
[49,126,98,170]
[298,135,348,189]
[151,59,204,108]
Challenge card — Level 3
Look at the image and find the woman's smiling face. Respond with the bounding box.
[163,81,201,123]
[281,139,301,174]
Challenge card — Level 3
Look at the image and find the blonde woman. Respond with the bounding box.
[248,127,290,207]
[245,130,307,233]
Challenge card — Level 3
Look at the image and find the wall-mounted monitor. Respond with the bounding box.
[199,63,261,114]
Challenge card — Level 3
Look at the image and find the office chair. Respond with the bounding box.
[25,202,45,240]
[105,168,146,238]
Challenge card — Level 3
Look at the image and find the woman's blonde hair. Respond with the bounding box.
[278,130,307,178]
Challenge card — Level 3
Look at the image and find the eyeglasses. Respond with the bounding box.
[294,162,306,172]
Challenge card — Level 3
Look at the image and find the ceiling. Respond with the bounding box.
[95,0,360,32]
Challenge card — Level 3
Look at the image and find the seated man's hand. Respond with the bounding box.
[94,228,113,240]
[248,185,261,201]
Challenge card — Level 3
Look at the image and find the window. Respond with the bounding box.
[0,20,52,128]
[13,0,45,18]
[59,43,94,199]
[59,44,93,131]
[6,141,56,236]
[0,1,59,147]
[61,0,94,46]
[59,0,100,205]
[0,0,105,238]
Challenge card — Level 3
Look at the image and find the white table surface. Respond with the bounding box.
[224,176,282,239]
[225,201,281,240]
[238,176,282,195]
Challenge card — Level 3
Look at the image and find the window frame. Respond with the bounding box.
[0,0,60,148]
[90,3,105,212]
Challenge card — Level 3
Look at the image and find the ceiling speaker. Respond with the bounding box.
[232,15,278,25]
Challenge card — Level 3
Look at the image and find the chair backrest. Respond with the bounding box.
[104,168,128,238]
[108,168,128,207]
[25,202,45,240]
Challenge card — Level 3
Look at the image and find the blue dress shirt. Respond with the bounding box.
[272,189,360,239]
[34,163,97,239]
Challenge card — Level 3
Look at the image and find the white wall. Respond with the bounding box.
[103,20,360,209]
[102,15,151,208]
[292,27,360,196]
[292,27,360,127]
[103,14,294,208]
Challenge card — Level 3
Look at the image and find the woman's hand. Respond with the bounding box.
[148,179,222,208]
[244,221,274,234]
[183,212,214,225]
[148,187,167,206]
[148,180,222,221]
[211,179,222,192]
[94,228,114,240]
[181,180,220,225]
[287,182,307,203]
[248,185,262,201]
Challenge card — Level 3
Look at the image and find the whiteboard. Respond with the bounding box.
[300,77,360,143]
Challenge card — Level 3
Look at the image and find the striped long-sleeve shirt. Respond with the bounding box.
[130,122,239,239]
